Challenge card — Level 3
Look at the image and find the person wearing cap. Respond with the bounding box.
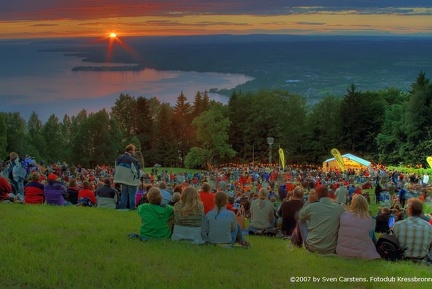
[44,173,70,206]
[114,144,140,210]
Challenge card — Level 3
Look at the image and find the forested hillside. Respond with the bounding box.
[1,72,431,169]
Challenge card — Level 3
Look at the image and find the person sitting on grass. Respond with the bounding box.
[199,182,215,214]
[278,186,304,237]
[248,188,276,235]
[24,172,45,204]
[44,173,70,206]
[135,183,145,206]
[77,180,97,207]
[171,187,205,244]
[336,194,380,260]
[66,179,80,205]
[374,207,391,233]
[393,198,432,263]
[95,178,118,209]
[298,185,345,254]
[168,192,181,206]
[0,176,15,203]
[137,187,174,240]
[202,192,249,247]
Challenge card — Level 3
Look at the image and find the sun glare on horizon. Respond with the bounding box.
[109,32,117,38]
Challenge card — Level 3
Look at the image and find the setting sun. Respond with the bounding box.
[109,32,117,38]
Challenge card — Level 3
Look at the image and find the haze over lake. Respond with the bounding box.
[1,35,431,121]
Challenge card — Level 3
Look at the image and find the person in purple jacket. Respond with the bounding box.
[44,173,70,206]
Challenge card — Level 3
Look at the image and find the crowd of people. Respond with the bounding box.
[1,145,432,261]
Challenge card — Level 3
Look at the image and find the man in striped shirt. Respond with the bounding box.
[393,198,432,262]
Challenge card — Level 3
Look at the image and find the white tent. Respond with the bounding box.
[323,153,371,172]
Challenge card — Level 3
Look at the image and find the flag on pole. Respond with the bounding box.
[279,148,285,170]
[331,148,346,171]
[427,156,432,168]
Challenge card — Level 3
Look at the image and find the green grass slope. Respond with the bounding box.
[0,204,430,289]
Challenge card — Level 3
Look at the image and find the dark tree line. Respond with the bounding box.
[1,72,431,169]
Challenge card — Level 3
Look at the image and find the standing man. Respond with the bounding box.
[335,183,348,205]
[114,144,140,210]
[423,172,429,188]
[7,152,27,202]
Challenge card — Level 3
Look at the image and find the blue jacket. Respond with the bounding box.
[114,152,140,186]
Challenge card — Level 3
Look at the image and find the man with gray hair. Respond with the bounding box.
[114,144,140,210]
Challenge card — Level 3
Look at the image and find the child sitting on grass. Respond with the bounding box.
[202,192,250,247]
[137,187,173,240]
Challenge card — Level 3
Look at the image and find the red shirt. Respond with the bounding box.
[78,188,97,205]
[199,191,215,214]
[0,177,12,201]
[24,181,45,204]
[226,203,237,213]
[354,188,362,195]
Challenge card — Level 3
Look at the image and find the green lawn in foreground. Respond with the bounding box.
[1,204,430,289]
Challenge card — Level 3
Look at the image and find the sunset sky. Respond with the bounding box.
[1,0,431,39]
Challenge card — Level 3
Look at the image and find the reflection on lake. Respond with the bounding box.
[0,41,253,121]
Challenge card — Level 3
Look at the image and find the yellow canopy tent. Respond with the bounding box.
[323,153,371,172]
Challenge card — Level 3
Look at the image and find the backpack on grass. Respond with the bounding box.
[376,233,405,261]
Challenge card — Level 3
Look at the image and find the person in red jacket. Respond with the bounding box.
[0,176,14,202]
[24,172,45,204]
[78,180,97,206]
[199,182,215,214]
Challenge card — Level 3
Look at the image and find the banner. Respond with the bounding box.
[331,148,346,171]
[279,148,285,170]
[427,156,432,169]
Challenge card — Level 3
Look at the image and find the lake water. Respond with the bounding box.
[0,40,253,121]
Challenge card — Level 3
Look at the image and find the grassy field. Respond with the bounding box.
[1,202,431,289]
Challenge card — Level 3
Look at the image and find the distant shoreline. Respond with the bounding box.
[71,65,142,72]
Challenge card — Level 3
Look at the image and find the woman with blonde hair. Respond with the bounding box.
[171,187,205,244]
[203,192,249,247]
[336,194,380,259]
